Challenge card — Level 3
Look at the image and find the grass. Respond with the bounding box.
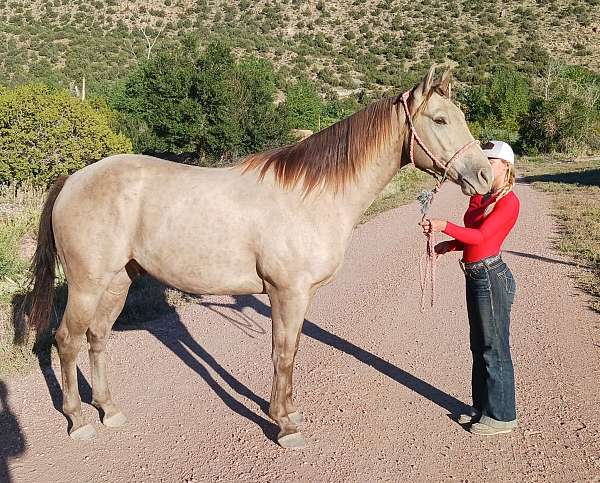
[361,166,433,223]
[518,156,600,312]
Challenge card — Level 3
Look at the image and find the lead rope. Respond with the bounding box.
[417,177,444,310]
[399,89,479,311]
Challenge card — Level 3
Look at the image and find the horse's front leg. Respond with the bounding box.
[267,285,310,449]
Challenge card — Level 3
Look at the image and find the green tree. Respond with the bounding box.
[284,77,323,131]
[519,67,600,154]
[111,41,288,160]
[0,84,132,185]
[109,45,207,155]
[461,65,531,141]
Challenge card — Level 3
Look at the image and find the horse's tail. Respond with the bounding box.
[28,176,69,333]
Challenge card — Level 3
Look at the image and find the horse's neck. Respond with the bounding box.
[332,139,408,227]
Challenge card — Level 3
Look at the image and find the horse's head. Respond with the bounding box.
[401,65,493,196]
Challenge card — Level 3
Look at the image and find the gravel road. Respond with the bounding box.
[2,181,599,482]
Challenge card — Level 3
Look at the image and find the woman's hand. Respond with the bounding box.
[419,218,447,236]
[434,240,453,255]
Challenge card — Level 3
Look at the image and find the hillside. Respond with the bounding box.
[1,0,599,95]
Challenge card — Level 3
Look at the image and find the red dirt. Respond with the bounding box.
[2,182,599,482]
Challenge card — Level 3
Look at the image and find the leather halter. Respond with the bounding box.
[399,90,480,184]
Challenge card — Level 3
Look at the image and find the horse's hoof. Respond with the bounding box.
[69,424,96,441]
[103,412,127,428]
[288,411,304,426]
[278,432,306,449]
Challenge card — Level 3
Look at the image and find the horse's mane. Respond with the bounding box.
[239,96,401,195]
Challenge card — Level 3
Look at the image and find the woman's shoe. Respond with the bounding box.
[469,421,515,435]
[457,407,480,425]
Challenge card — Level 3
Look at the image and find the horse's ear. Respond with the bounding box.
[413,64,436,102]
[438,68,452,98]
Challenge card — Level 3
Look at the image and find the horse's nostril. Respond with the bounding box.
[478,168,492,187]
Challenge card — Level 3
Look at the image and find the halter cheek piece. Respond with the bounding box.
[399,89,480,185]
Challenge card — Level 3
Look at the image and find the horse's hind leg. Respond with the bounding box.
[87,267,132,428]
[55,286,106,440]
[286,336,304,426]
[267,285,311,449]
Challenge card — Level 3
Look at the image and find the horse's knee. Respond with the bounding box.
[86,327,109,352]
[55,324,79,355]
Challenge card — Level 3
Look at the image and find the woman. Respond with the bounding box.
[420,140,520,436]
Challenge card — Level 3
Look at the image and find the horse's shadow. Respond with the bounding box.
[209,294,470,416]
[39,278,469,441]
[115,283,469,431]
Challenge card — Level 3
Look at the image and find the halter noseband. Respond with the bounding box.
[399,90,479,185]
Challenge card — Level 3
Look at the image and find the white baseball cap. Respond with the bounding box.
[482,140,515,165]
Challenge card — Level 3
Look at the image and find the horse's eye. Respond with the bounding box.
[434,117,447,125]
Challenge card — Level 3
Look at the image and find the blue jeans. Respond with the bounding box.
[464,255,517,427]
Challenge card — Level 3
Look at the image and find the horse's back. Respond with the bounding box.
[52,153,347,294]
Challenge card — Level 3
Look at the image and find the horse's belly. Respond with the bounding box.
[134,236,264,295]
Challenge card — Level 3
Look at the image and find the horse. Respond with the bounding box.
[28,65,492,449]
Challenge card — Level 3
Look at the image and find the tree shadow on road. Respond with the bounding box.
[518,168,600,187]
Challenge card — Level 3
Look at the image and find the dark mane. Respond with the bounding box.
[239,97,401,194]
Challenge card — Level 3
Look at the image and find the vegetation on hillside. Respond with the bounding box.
[0,0,598,98]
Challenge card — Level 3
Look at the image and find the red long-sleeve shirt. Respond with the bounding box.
[443,191,520,263]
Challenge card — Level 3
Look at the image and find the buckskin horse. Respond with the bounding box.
[28,66,492,448]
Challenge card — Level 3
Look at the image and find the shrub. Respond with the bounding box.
[0,84,132,185]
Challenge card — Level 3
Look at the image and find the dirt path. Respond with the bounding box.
[2,181,599,482]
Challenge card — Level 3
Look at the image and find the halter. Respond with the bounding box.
[399,89,480,310]
[399,90,479,185]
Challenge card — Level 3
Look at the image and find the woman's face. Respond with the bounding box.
[489,157,509,181]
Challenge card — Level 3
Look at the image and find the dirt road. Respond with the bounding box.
[2,181,599,482]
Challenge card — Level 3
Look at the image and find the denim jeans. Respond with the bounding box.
[464,255,517,427]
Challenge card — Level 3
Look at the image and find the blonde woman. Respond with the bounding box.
[420,140,520,435]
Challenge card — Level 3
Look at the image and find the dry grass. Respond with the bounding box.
[0,183,46,376]
[361,166,433,223]
[518,156,600,312]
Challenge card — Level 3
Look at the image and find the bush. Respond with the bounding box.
[0,84,132,185]
[284,77,323,132]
